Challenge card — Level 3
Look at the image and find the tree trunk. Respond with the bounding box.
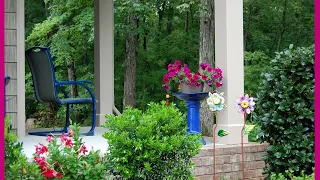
[123,0,139,108]
[167,6,173,34]
[67,60,78,98]
[199,0,215,137]
[277,0,287,52]
[185,11,189,33]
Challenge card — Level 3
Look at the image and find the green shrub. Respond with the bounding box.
[103,101,202,179]
[270,168,314,180]
[256,44,314,177]
[5,116,44,179]
[244,51,271,97]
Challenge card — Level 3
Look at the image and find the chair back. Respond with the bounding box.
[25,47,59,103]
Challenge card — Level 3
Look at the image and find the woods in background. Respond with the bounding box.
[25,0,314,129]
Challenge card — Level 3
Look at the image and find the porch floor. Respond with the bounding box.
[19,127,223,159]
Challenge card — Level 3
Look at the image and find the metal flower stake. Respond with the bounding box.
[235,94,255,180]
[206,92,227,180]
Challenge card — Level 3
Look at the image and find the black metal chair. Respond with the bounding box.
[25,46,96,136]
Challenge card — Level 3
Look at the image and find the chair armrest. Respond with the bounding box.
[56,85,69,98]
[56,80,93,85]
[56,81,95,101]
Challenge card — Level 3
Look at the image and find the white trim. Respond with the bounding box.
[16,0,25,137]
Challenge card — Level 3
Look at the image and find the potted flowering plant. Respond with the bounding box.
[162,60,223,93]
[33,124,112,179]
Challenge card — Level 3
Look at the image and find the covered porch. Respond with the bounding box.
[5,0,246,145]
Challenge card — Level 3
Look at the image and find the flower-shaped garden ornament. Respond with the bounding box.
[235,94,255,114]
[207,92,226,112]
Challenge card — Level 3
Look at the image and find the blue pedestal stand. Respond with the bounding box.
[4,76,10,116]
[173,92,209,145]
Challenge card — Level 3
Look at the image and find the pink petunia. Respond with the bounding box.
[46,136,53,143]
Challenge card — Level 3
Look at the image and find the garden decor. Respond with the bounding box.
[235,94,255,180]
[206,91,227,180]
[25,46,96,136]
[162,60,223,93]
[173,92,209,145]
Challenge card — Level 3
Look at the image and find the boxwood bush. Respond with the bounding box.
[103,101,202,179]
[256,44,314,177]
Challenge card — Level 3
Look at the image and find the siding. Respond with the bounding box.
[5,0,18,130]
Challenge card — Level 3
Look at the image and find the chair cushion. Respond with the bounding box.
[59,98,93,104]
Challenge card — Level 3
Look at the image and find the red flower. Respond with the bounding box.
[56,173,62,179]
[34,156,48,170]
[65,139,74,147]
[35,143,49,155]
[42,168,55,179]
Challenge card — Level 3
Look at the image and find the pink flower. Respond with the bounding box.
[68,128,73,137]
[215,81,223,88]
[195,82,201,87]
[183,65,191,74]
[162,74,170,83]
[46,136,53,143]
[207,67,213,72]
[60,133,68,142]
[174,60,181,66]
[162,84,169,90]
[168,72,176,78]
[186,73,192,79]
[212,74,219,79]
[34,156,48,170]
[79,144,88,155]
[202,74,208,81]
[200,63,209,70]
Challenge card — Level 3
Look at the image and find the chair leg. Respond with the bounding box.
[28,104,70,136]
[62,104,70,133]
[86,101,96,136]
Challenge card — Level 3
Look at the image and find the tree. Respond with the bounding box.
[199,0,215,136]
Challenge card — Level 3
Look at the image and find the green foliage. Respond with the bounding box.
[5,116,44,179]
[103,102,202,179]
[270,168,315,180]
[256,44,314,177]
[33,123,112,179]
[244,51,271,97]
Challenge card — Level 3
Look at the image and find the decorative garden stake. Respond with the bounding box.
[165,94,171,105]
[235,94,255,180]
[206,92,227,180]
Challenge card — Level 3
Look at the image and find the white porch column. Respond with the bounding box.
[215,0,247,144]
[17,0,25,137]
[94,0,114,126]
